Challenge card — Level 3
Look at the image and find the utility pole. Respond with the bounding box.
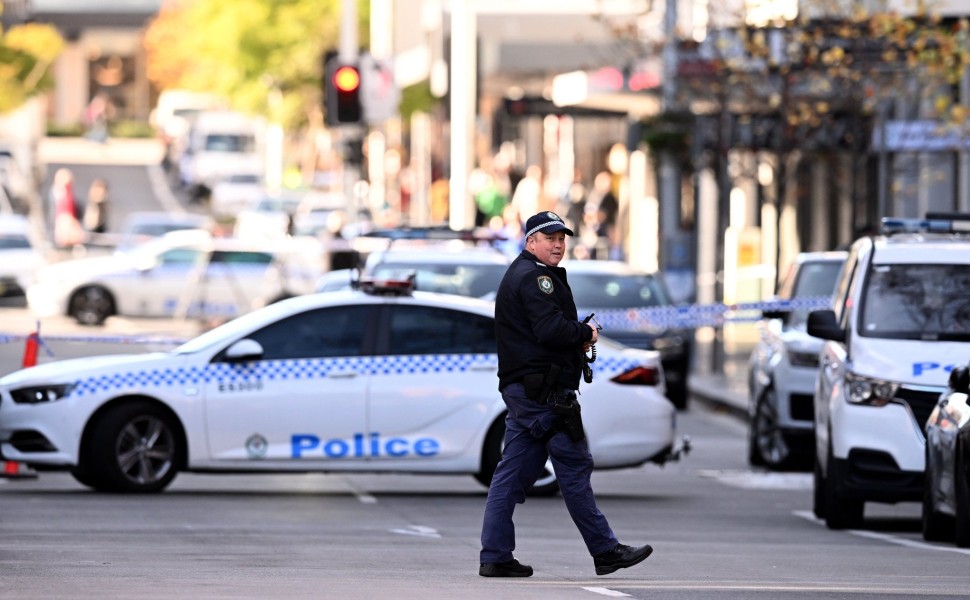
[660,0,688,300]
[340,0,363,226]
[449,0,476,230]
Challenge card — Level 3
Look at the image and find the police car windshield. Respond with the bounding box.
[370,263,506,299]
[859,263,970,340]
[570,273,670,309]
[786,260,843,327]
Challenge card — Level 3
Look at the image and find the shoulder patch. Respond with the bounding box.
[537,275,554,294]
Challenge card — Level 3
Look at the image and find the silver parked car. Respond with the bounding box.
[747,250,846,469]
[923,363,970,547]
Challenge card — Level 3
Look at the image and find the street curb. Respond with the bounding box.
[688,378,748,422]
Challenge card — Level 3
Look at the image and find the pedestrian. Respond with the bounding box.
[83,178,110,234]
[50,167,84,250]
[479,210,653,578]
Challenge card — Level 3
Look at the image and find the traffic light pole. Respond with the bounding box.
[339,0,363,231]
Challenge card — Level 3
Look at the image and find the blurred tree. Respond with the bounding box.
[677,6,969,239]
[0,9,64,114]
[144,0,371,130]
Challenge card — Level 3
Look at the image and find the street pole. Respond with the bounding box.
[448,0,476,230]
[340,0,362,228]
[660,0,687,299]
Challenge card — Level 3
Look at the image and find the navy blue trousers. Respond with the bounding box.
[480,383,618,564]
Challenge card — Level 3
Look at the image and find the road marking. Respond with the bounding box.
[582,587,630,597]
[389,525,440,538]
[698,469,812,490]
[793,510,970,555]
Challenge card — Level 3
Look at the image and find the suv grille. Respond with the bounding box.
[894,385,943,435]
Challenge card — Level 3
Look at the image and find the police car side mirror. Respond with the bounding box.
[806,309,845,343]
[224,339,264,362]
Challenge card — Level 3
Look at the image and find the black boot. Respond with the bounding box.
[593,543,653,575]
[479,558,534,577]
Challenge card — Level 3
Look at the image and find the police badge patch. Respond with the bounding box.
[537,275,554,294]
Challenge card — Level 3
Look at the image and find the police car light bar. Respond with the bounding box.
[880,214,970,235]
[356,273,416,296]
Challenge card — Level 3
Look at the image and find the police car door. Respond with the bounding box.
[125,245,202,317]
[366,303,499,466]
[203,304,376,465]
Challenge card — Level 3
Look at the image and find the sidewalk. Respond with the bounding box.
[686,330,752,421]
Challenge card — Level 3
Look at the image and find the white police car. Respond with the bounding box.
[27,229,323,325]
[0,277,683,494]
[808,215,970,529]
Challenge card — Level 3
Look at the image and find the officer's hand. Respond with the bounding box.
[586,322,598,343]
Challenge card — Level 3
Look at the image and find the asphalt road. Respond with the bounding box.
[2,404,968,599]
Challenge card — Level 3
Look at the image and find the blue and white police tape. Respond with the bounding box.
[0,332,187,346]
[0,296,832,349]
[589,295,832,330]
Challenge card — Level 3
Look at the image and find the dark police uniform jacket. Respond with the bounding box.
[495,249,593,392]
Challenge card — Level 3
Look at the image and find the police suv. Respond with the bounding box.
[0,277,684,494]
[808,215,970,529]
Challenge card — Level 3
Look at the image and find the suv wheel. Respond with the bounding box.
[823,444,864,529]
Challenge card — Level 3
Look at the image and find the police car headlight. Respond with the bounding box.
[845,372,896,406]
[10,383,76,404]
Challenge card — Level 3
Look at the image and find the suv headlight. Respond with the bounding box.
[10,383,75,404]
[845,372,897,406]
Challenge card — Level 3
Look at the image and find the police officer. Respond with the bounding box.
[479,211,653,578]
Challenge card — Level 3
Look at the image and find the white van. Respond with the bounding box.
[179,111,265,200]
[808,215,970,529]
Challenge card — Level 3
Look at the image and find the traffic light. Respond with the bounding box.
[324,55,362,125]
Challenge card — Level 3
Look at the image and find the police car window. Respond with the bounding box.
[792,262,843,298]
[387,306,496,355]
[211,250,273,265]
[860,264,970,339]
[570,273,670,309]
[159,248,202,265]
[241,306,372,360]
[0,234,30,250]
[371,263,506,298]
[204,133,255,153]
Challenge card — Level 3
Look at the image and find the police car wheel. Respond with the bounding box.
[70,465,107,490]
[69,285,115,326]
[476,418,560,497]
[922,446,953,542]
[86,400,183,493]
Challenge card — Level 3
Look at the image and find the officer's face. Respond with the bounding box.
[528,231,568,266]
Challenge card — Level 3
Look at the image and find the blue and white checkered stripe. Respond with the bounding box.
[70,354,500,397]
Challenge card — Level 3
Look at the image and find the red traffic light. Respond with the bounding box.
[333,65,361,93]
